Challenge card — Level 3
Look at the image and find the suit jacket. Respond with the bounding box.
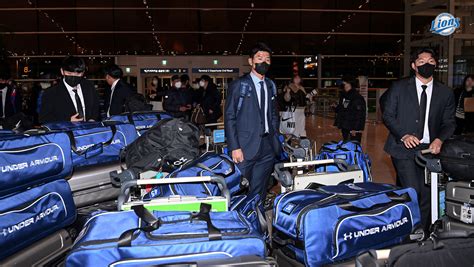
[105,79,134,116]
[1,84,22,118]
[224,74,281,160]
[39,79,100,123]
[383,76,456,159]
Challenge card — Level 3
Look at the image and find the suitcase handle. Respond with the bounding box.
[117,203,222,247]
[337,192,411,212]
[415,149,442,173]
[117,176,230,211]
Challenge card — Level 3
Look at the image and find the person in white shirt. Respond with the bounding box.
[39,56,100,123]
[104,64,133,117]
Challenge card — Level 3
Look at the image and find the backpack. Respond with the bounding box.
[236,77,277,113]
[122,118,200,174]
[125,93,153,112]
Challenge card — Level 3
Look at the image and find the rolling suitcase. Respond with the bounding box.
[65,204,266,267]
[67,163,122,208]
[274,159,364,193]
[118,176,231,212]
[445,181,474,224]
[272,183,421,267]
[0,229,72,266]
[0,179,76,260]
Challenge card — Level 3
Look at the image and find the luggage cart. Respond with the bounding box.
[117,176,231,212]
[274,159,364,193]
[203,122,226,154]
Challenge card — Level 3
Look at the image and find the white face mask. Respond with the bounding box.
[174,81,182,88]
[152,79,158,86]
[199,80,206,87]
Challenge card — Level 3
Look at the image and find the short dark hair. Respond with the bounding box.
[0,61,11,80]
[463,74,474,88]
[410,48,438,64]
[200,75,212,83]
[171,75,180,81]
[249,42,272,58]
[180,74,190,83]
[341,75,358,89]
[103,64,123,79]
[61,56,86,73]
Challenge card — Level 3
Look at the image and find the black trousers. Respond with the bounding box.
[391,157,431,230]
[237,136,275,199]
[341,129,362,143]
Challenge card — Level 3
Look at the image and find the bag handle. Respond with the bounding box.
[67,124,117,155]
[117,203,221,247]
[337,192,411,212]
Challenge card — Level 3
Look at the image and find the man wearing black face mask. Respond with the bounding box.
[383,48,455,230]
[225,42,281,199]
[40,56,100,123]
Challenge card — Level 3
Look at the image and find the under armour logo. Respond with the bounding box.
[1,229,7,237]
[173,157,188,166]
[343,232,353,241]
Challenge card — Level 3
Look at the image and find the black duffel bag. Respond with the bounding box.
[439,136,474,181]
[123,118,200,174]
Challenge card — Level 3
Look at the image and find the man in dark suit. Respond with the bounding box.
[225,42,281,198]
[383,48,456,229]
[0,62,22,126]
[104,64,134,117]
[39,56,100,123]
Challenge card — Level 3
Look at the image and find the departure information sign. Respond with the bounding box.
[192,68,239,73]
[140,68,188,74]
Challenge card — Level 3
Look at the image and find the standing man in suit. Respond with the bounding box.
[383,48,456,230]
[39,56,100,123]
[0,62,22,126]
[104,64,133,117]
[225,42,281,198]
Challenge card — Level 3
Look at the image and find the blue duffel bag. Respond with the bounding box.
[316,140,372,182]
[230,194,268,238]
[65,204,266,267]
[43,121,138,168]
[144,153,243,200]
[0,179,76,260]
[107,111,173,135]
[0,132,73,196]
[272,183,421,267]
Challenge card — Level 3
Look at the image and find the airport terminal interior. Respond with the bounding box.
[0,0,473,266]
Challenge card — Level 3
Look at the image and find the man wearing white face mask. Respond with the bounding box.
[163,75,191,118]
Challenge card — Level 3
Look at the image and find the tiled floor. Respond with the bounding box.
[305,115,396,184]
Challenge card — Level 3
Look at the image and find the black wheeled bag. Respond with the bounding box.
[439,136,474,181]
[445,180,474,224]
[388,230,474,267]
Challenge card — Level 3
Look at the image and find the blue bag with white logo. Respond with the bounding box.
[272,183,421,267]
[0,179,76,260]
[107,111,173,135]
[0,132,72,196]
[316,140,372,181]
[43,121,138,168]
[230,194,268,238]
[65,204,266,267]
[144,153,243,200]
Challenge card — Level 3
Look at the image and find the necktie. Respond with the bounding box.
[0,90,3,118]
[418,85,428,140]
[259,81,267,134]
[72,88,85,120]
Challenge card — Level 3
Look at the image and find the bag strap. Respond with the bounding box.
[118,203,221,247]
[67,124,117,155]
[337,192,411,212]
[237,80,251,114]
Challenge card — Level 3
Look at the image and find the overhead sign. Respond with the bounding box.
[140,68,188,74]
[192,68,239,74]
[430,13,460,36]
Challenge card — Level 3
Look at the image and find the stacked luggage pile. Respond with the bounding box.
[1,112,473,266]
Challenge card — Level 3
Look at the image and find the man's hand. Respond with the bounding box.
[401,134,421,149]
[232,149,244,163]
[70,113,83,122]
[429,138,443,154]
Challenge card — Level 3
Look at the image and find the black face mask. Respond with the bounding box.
[64,75,82,87]
[254,62,270,76]
[417,63,435,79]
